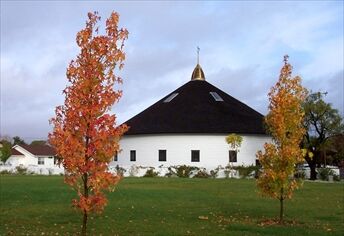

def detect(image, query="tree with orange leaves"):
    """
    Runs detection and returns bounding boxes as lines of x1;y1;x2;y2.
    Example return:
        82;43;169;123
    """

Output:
257;55;307;223
49;12;128;235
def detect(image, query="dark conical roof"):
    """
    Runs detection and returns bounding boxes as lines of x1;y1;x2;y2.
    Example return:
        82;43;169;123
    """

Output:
124;80;266;135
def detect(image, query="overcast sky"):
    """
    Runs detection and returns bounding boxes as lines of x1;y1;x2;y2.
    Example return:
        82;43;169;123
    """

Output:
1;1;343;142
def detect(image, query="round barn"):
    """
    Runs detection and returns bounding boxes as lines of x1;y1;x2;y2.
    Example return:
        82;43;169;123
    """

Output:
113;62;270;176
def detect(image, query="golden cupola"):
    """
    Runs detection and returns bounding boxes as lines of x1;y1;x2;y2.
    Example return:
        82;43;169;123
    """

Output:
191;64;205;81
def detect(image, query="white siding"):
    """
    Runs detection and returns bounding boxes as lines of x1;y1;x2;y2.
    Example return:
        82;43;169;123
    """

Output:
36;156;56;167
5;155;26;166
113;134;271;170
5;145;58;168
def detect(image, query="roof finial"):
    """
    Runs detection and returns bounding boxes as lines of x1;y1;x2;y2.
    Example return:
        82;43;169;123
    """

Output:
191;46;205;81
283;54;289;65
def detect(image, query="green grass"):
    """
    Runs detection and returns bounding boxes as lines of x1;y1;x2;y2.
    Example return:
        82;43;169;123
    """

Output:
0;176;343;235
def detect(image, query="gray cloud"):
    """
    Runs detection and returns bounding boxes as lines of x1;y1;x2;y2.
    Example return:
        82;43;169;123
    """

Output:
1;1;343;142
303;70;344;116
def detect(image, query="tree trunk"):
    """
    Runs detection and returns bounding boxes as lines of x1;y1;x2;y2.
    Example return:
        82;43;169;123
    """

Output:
81;172;88;236
279;188;284;224
82;210;88;236
82;134;90;236
305;154;317;180
309;163;317;180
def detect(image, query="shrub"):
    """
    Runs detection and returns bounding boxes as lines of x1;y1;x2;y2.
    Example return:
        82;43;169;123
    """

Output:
294;169;306;179
333;174;340;182
143;168;159;177
165;167;176;178
0;169;12;175
224;164;234;178
165;165;199;178
115;165;126;176
232;165;258;179
193;168;210;178
318;168;335;181
129;165;139;177
209;168;220;178
15;166;28;175
175;165;198;178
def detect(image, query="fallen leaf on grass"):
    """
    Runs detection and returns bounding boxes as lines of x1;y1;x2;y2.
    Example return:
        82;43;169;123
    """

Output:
258;219;300;227
258;220;277;227
198;216;208;220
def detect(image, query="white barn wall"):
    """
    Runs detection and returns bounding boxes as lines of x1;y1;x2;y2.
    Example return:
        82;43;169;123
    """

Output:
112;134;271;173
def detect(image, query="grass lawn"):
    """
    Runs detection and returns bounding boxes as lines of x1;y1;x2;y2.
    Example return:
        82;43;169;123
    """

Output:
0;176;343;235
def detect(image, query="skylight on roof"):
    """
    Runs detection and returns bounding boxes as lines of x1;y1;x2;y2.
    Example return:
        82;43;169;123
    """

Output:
164;93;179;103
209;92;224;101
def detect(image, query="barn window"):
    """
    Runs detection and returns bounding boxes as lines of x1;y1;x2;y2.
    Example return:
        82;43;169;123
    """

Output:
113;152;118;162
38;157;44;165
54;157;58;165
229;151;237;162
159;150;167;162
209;92;224;101
191;150;200;162
130;150;136;162
164;93;179;103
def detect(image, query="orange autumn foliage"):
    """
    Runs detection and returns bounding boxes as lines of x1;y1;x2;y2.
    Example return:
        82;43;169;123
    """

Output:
257;56;307;222
49;11;128;218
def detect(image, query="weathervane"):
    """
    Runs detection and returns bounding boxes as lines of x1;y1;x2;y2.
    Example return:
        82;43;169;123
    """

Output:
283;54;289;65
197;46;200;64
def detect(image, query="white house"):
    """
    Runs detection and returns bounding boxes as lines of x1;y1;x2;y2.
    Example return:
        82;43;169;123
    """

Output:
4;144;64;174
112;63;271;176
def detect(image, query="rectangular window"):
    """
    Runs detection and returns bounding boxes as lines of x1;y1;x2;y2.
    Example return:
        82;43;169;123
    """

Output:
159;150;167;162
114;152;118;162
229;151;237;162
164;93;179;103
38;157;44;165
130;150;136;162
209;92;224;101
191;150;200;162
54;157;58;165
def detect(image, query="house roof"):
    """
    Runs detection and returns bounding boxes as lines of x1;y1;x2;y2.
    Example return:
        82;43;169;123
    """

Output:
124;79;266;135
13;144;56;156
11;148;24;155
